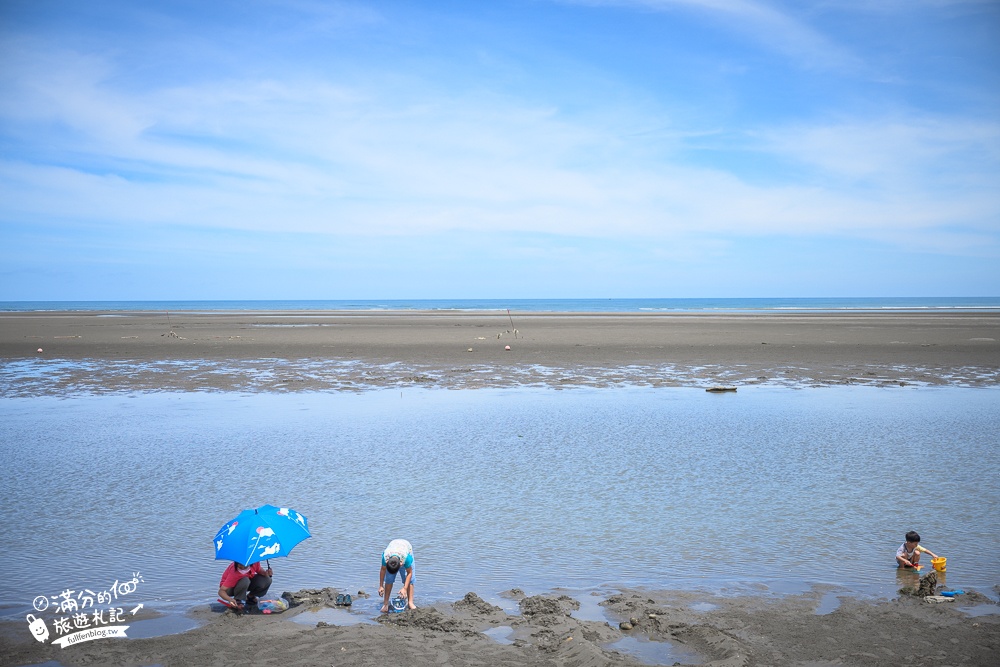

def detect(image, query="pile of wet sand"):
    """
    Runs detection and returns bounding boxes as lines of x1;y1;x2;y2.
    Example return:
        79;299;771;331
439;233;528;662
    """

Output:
2;586;997;667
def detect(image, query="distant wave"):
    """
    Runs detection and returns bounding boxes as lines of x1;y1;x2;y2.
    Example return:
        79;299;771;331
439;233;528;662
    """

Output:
2;297;999;314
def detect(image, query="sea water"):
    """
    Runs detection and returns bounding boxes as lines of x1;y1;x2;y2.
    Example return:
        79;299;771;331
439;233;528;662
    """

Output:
0;386;998;616
2;296;1000;313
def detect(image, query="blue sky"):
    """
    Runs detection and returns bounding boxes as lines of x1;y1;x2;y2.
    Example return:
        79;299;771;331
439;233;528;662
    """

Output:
1;0;998;299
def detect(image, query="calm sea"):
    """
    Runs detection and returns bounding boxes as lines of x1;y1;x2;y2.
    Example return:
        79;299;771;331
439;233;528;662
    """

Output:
1;386;997;618
2;297;1000;313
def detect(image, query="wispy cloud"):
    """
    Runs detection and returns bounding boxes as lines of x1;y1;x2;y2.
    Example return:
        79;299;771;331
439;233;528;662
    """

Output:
752;118;1000;185
557;0;863;70
1;35;997;260
1;0;997;297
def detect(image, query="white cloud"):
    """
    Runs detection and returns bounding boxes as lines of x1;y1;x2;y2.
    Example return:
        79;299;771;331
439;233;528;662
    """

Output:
812;0;998;11
1;35;997;261
0;39;151;141
747;118;1000;231
556;0;864;70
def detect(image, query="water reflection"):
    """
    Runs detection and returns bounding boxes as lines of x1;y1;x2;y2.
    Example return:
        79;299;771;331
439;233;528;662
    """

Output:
607;635;701;666
482;625;515;644
957;605;1000;617
1;387;998;613
289;607;377;627
570;591;614;624
815;592;843;615
126;614;202;639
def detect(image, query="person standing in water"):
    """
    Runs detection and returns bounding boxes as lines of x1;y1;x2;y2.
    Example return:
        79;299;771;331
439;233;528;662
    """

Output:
378;538;415;612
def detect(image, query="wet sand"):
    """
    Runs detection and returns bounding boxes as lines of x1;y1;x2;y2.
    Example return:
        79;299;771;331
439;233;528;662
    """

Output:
1;310;999;393
2;313;999;665
2;586;997;667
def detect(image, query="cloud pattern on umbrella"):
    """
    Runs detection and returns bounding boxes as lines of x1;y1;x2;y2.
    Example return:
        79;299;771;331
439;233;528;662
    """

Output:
213;504;311;565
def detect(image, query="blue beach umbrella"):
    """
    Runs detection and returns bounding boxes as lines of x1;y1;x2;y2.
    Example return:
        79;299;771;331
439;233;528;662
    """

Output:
213;504;311;565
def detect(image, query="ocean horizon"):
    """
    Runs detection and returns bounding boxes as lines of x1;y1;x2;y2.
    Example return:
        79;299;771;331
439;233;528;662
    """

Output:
2;296;1000;313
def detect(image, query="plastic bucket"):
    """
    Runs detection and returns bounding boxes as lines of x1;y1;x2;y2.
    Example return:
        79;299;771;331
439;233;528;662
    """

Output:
932;557;947;572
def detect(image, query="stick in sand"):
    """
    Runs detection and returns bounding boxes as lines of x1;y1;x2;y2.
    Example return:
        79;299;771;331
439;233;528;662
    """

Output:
507;309;517;339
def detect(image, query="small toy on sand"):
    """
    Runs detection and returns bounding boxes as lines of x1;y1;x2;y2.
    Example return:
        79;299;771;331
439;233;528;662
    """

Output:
258;598;288;614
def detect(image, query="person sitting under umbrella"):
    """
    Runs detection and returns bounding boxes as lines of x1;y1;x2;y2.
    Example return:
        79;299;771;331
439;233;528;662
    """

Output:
218;560;273;611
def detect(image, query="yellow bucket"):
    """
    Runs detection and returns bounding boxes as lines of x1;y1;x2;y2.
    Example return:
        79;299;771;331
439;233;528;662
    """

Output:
932;557;947;572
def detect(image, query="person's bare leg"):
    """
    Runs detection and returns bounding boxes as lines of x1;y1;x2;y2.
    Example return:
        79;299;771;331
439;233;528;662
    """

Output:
381;583;394;613
406;581;416;609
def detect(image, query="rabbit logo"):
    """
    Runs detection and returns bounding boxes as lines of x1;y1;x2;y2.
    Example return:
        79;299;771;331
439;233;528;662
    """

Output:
26;614;49;643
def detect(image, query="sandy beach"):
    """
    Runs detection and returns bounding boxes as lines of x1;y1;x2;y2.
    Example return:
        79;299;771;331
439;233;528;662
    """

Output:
1;310;999;393
2;585;998;667
2;310;999;665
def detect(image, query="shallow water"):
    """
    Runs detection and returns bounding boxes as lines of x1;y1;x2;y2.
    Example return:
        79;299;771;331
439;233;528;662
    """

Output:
1;387;998;617
481;625;515;644
608;635;702;665
289;606;377;626
125;614;202;639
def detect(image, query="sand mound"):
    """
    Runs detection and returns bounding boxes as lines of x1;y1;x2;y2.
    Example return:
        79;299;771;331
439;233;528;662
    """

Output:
453;592;505;617
281;587;339;607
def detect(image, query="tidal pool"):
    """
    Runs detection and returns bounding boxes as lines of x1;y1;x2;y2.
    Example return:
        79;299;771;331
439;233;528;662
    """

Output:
1;386;998;616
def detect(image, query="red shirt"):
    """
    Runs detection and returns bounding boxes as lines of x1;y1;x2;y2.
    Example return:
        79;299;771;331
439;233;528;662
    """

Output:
219;562;261;589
